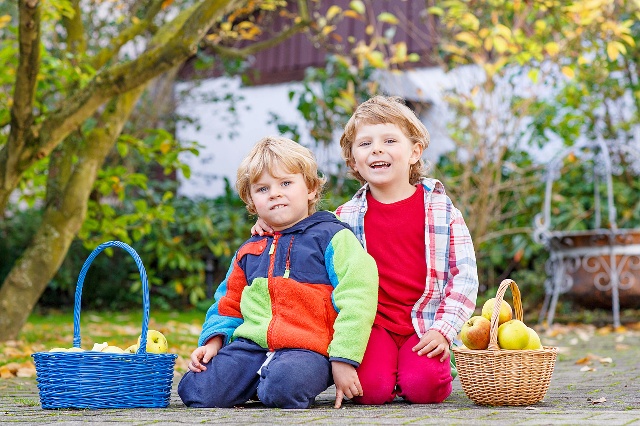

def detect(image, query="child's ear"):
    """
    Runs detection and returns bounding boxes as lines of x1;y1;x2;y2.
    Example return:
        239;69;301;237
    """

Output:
409;143;424;165
307;187;318;201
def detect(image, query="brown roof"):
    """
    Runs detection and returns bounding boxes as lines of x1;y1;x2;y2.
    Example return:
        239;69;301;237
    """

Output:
178;0;436;85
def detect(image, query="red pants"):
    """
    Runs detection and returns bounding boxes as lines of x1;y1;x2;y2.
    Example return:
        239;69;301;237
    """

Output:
352;324;453;405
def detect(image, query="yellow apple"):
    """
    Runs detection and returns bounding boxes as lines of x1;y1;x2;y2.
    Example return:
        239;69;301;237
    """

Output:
481;298;513;325
138;330;168;354
102;345;125;353
48;348;68;352
497;319;530;350
124;344;139;354
91;342;109;351
460;316;491;350
523;327;543;350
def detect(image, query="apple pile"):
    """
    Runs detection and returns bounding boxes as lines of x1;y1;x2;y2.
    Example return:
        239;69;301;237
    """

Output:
459;298;543;351
48;330;169;354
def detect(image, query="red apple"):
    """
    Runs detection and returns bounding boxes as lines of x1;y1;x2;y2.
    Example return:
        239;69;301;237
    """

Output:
460;315;491;350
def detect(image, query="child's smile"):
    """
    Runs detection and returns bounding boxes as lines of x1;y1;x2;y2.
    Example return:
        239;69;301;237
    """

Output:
351;123;422;202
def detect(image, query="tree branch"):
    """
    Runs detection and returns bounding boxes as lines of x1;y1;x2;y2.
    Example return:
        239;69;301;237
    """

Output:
90;0;165;70
3;0;40;199
0;0;242;212
203;19;310;59
476;227;532;245
62;0;86;56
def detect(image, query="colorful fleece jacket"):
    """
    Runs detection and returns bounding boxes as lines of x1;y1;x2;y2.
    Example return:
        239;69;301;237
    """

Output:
199;211;379;366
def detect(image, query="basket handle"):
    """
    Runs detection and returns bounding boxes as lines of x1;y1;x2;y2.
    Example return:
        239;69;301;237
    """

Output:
488;279;524;351
72;241;150;355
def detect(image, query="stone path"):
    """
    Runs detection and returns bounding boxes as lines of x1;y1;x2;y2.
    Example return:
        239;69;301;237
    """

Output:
2;325;639;425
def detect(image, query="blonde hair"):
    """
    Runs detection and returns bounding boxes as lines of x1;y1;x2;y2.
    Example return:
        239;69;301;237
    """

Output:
236;136;326;215
339;96;430;185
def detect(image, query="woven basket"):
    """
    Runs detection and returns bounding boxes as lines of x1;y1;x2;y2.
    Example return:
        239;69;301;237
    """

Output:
453;279;558;406
32;241;177;409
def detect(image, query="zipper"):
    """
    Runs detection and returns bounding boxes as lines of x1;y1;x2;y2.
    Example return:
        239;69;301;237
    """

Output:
266;233;280;350
283;236;294;279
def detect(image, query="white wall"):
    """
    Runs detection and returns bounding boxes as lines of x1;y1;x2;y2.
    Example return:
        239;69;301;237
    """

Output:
175;67;461;199
175;77;312;198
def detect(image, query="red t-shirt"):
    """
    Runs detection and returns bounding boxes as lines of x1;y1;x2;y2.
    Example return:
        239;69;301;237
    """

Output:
365;186;427;335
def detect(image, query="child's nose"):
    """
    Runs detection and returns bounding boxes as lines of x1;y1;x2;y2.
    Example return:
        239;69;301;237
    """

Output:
270;189;282;198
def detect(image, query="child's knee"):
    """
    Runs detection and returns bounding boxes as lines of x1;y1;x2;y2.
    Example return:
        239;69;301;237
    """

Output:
352;384;396;405
178;371;210;407
398;376;452;404
257;376;315;409
257;352;330;409
178;370;233;408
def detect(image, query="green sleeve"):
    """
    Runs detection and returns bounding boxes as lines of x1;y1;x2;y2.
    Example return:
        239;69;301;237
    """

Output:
325;228;379;364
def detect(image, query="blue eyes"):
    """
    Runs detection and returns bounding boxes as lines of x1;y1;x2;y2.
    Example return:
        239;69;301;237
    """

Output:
358;139;396;146
255;181;292;193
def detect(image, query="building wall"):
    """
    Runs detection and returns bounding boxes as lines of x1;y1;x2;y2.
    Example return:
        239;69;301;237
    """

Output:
175;66;458;199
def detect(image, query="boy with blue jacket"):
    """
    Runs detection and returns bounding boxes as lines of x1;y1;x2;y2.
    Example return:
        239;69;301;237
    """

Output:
178;136;379;409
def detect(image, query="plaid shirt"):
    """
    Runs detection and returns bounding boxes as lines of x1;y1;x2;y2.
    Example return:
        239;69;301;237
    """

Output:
335;178;478;344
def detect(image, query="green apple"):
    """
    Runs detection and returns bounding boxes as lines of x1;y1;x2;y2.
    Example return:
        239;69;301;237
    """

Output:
138;329;168;354
497;319;530;350
124;344;139;354
523;327;543;350
460;315;491;350
102;345;125;353
481;298;513;325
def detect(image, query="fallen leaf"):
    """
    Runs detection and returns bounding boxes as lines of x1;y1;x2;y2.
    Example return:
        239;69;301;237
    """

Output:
580;366;596;372
524;406;539;410
576;329;592;341
599;357;613;364
3;362;21;373
0;366;13;379
575;356;591;365
589;397;607;404
16;367;36;378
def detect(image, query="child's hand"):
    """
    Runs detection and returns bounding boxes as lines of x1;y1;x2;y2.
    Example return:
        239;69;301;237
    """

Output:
188;336;223;373
412;329;450;362
251;217;273;236
331;361;363;409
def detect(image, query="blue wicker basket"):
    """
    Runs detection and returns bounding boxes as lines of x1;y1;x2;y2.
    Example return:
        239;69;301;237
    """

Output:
32;241;177;409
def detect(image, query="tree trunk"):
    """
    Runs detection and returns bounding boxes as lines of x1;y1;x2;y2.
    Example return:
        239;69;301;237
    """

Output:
0;87;144;341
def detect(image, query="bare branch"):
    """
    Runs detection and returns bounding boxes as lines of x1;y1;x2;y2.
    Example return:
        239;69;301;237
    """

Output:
90;0;165;70
203;19;310;59
476;227;532;245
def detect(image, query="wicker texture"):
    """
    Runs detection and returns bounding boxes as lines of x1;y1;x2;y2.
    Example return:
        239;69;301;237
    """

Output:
453;279;557;406
32;241;177;409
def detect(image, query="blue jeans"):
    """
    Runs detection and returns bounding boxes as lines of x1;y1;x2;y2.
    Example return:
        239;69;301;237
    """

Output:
178;338;333;409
